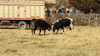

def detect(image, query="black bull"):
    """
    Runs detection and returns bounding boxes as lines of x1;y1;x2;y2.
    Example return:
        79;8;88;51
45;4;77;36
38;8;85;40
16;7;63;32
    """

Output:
31;19;51;35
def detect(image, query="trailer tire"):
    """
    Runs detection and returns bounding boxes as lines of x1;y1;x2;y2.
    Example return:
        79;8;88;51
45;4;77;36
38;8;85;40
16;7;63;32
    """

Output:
18;21;27;29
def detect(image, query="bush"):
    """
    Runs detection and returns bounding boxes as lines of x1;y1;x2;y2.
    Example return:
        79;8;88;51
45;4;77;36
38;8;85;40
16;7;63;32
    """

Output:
69;0;100;13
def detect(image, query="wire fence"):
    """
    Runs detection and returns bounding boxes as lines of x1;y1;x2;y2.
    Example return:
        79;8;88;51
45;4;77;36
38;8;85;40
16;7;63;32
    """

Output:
45;13;100;27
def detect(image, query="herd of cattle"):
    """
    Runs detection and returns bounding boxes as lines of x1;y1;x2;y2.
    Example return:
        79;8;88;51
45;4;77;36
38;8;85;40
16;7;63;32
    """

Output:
31;18;74;35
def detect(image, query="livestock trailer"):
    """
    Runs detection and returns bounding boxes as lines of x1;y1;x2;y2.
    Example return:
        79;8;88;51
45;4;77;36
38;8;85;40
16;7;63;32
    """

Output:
0;0;45;29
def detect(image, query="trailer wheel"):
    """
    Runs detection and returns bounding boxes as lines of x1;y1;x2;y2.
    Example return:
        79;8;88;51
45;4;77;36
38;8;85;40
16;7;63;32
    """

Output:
18;21;27;29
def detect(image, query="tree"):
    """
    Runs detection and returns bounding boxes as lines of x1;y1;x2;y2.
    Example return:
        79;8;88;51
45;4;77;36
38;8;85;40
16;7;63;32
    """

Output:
69;0;100;13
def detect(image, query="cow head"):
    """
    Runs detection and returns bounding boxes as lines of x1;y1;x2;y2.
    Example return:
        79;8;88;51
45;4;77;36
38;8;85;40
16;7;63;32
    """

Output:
53;24;57;33
52;22;58;32
48;27;51;31
53;27;56;32
47;25;51;31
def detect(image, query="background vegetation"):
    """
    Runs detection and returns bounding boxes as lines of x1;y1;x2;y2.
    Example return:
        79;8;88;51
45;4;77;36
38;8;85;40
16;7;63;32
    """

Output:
69;0;100;13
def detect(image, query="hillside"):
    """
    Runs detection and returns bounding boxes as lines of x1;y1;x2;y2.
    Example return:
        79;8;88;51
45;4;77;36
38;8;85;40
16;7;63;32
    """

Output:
45;0;100;13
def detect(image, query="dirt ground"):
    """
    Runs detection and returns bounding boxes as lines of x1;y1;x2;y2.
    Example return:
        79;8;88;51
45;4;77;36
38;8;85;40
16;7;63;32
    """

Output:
0;26;100;56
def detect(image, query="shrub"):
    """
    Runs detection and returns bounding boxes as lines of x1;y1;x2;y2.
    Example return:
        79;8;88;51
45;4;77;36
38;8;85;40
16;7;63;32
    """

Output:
69;0;100;13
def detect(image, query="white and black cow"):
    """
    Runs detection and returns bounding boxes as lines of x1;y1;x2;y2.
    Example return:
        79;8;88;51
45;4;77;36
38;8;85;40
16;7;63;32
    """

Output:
53;18;74;34
31;19;51;35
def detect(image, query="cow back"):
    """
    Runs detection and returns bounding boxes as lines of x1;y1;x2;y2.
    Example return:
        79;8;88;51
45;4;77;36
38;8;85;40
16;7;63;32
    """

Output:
33;19;51;29
54;19;71;28
59;19;71;27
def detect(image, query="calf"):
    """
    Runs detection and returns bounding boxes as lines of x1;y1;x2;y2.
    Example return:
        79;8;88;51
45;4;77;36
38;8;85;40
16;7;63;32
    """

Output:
31;19;51;35
53;18;73;34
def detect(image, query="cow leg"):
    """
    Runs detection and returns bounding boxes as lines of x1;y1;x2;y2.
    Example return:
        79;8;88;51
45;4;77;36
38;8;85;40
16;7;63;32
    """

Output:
33;27;37;34
44;30;46;35
56;29;59;34
69;26;73;33
39;29;41;35
34;29;36;34
31;24;34;35
70;24;73;32
62;27;64;34
69;27;71;32
31;28;34;35
31;27;36;35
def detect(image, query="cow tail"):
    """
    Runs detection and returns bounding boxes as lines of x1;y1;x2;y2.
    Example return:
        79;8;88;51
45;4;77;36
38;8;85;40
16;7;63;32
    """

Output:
31;18;36;26
71;20;80;32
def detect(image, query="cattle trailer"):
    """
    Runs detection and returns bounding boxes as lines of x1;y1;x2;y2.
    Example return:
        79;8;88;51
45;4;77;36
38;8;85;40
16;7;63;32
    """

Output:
0;0;45;29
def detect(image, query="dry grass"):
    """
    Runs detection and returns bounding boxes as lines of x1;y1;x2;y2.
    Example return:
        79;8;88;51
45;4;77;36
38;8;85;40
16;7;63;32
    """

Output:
0;26;100;56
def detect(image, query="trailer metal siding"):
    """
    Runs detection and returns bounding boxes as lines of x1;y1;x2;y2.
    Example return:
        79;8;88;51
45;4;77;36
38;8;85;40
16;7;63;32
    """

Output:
0;0;45;20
